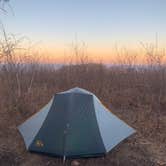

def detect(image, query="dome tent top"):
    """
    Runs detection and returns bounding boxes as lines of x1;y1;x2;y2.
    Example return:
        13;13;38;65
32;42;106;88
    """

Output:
57;87;93;95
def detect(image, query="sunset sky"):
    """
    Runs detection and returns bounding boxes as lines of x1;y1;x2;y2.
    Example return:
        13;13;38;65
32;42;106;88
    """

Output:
1;0;166;63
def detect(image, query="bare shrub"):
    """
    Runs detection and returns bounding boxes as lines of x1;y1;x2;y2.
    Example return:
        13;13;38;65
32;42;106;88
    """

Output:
0;28;40;114
140;39;166;136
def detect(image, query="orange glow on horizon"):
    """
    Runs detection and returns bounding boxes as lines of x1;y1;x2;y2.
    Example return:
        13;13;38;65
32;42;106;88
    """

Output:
32;49;147;65
29;46;149;64
11;42;166;65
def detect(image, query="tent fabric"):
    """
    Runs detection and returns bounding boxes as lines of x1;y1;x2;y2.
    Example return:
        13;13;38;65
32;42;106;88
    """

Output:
93;96;135;152
18;87;135;158
18;98;54;149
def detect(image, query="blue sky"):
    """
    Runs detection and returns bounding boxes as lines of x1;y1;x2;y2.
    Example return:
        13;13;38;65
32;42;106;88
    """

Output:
1;0;166;61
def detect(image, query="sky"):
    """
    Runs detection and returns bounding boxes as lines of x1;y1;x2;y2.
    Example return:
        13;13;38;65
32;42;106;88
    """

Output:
1;0;166;63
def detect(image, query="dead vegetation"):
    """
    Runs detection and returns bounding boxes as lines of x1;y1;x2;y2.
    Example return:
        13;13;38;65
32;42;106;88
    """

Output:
0;33;166;166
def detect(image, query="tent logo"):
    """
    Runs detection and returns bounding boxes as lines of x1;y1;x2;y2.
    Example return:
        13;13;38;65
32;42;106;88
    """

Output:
35;140;44;148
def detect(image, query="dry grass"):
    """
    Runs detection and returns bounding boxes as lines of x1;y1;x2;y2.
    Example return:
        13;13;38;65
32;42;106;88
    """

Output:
0;62;166;166
0;31;166;165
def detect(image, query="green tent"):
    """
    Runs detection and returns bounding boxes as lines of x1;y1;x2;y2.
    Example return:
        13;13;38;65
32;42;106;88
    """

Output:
18;87;135;158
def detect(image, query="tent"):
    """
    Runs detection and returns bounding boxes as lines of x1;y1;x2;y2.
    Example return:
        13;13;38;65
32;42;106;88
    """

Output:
18;87;135;158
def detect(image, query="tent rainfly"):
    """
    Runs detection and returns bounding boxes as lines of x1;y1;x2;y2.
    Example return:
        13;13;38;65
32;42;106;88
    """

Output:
18;87;135;158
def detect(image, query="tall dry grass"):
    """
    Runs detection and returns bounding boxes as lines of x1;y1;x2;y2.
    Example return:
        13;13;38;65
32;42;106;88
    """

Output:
0;33;166;165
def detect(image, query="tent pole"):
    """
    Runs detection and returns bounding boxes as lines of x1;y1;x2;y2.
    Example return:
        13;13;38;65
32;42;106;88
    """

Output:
63;155;66;164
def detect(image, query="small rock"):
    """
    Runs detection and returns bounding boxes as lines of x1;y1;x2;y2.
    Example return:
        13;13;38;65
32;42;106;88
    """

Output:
71;160;80;166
